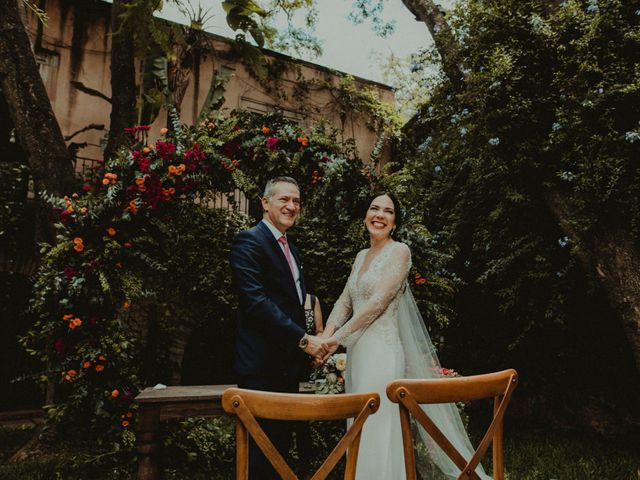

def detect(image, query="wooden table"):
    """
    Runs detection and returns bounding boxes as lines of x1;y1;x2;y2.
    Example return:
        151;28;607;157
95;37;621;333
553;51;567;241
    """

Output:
134;383;315;480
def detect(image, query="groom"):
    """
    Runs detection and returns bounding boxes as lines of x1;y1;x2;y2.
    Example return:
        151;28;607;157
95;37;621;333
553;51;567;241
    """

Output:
230;176;326;479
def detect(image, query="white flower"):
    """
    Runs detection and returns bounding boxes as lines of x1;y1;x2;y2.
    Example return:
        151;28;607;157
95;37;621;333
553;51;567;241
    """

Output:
334;353;347;372
326;373;337;383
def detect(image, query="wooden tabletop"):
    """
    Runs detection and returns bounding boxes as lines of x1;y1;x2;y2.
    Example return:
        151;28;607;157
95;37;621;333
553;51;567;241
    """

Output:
135;385;236;403
135;382;316;404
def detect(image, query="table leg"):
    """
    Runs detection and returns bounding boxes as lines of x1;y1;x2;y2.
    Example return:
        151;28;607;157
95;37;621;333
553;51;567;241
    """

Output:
136;404;161;480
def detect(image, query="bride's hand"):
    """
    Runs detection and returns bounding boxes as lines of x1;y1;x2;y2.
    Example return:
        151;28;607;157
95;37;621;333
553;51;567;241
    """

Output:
321;337;339;362
320;324;335;339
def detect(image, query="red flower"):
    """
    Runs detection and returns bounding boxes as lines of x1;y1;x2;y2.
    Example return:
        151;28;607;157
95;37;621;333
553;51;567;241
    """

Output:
53;338;65;355
265;137;279;150
63;266;76;280
222;141;240;157
156;141;176;159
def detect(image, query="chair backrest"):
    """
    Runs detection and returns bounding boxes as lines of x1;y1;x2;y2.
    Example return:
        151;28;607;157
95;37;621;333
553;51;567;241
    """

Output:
386;369;518;480
222;388;380;480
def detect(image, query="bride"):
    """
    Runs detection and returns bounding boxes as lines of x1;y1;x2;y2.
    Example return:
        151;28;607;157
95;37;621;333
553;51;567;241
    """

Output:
321;192;490;480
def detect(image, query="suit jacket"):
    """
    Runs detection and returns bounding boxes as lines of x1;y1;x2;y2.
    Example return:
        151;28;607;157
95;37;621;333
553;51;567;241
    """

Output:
230;221;308;378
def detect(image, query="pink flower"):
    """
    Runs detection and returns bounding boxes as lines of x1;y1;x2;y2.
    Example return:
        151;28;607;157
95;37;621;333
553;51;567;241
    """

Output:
265;136;279;150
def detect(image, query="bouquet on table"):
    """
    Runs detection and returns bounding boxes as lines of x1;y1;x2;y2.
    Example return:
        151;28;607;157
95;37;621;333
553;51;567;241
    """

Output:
310;353;346;394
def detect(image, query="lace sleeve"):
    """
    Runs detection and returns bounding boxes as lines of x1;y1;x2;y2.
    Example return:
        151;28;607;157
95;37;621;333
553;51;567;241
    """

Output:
325;253;361;331
334;243;411;346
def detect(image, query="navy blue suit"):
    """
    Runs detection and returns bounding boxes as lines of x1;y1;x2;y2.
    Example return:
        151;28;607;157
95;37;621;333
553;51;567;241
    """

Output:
230;220;308;478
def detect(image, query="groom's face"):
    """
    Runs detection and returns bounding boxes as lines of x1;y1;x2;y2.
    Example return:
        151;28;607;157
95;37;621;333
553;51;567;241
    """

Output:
262;182;301;234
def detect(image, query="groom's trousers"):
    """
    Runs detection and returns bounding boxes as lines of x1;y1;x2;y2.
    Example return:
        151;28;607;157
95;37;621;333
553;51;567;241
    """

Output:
237;375;299;480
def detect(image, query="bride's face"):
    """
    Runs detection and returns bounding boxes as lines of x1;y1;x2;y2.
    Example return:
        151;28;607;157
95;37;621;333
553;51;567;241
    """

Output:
365;194;396;240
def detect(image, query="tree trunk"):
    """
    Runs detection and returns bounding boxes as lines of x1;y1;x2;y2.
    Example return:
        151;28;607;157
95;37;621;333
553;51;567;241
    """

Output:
545;190;640;374
103;0;137;161
400;0;464;89
0;0;76;196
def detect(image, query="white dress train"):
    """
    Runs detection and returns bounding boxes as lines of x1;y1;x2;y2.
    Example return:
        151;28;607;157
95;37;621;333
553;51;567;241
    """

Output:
326;241;490;480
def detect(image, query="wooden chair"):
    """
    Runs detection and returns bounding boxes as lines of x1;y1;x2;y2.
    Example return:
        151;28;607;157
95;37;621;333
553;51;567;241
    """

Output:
386;369;518;480
221;388;380;480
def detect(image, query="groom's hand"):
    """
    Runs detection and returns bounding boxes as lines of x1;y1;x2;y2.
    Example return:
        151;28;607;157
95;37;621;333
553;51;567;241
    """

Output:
302;334;328;359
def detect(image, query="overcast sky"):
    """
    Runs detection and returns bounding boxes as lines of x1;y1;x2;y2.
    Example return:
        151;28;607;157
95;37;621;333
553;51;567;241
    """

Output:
158;0;436;84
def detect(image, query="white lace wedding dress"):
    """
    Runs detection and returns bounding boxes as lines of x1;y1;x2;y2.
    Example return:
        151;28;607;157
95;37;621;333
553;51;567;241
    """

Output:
326;241;490;480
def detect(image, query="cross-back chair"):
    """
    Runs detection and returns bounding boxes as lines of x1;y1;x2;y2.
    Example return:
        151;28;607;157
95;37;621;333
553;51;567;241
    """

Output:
386;368;518;480
221;387;380;480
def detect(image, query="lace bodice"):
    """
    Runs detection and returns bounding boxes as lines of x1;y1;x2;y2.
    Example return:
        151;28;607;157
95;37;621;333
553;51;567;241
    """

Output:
326;241;411;347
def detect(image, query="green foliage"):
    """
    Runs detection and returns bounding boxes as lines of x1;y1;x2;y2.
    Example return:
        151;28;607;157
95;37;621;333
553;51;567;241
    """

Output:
396;0;640;394
2;423;637;479
23;109;455;450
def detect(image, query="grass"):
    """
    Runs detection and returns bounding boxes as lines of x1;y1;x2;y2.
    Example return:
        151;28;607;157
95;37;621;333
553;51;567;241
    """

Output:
1;423;638;479
501;428;639;480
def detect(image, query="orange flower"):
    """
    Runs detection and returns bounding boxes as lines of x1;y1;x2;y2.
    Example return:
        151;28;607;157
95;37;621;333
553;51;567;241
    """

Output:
123;300;131;310
297;136;309;147
80;207;88;214
68;369;77;377
98;354;106;361
111;389;120;398
106;227;117;237
168;164;186;176
160;127;168;135
126;411;133;418
72;193;79;199
127;200;138;214
123;242;133;249
82;361;91;369
261;126;270;135
70;317;82;329
103;173;118;185
63;313;74;321
143;147;151;154
73;237;84;252
95;364;105;373
121;420;130;428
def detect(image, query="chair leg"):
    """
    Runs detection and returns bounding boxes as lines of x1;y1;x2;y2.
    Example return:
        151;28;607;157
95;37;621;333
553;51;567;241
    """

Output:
399;406;417;480
236;420;249;480
492;396;504;480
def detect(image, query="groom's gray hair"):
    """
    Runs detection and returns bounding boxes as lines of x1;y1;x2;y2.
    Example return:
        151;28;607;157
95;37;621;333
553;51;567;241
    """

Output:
263;176;299;199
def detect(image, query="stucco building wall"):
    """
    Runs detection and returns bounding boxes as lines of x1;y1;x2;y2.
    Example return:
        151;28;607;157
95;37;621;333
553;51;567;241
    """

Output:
26;0;395;174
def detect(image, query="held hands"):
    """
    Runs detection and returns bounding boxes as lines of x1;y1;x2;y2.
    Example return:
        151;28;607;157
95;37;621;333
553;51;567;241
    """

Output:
321;337;339;363
302;334;328;359
304;334;339;367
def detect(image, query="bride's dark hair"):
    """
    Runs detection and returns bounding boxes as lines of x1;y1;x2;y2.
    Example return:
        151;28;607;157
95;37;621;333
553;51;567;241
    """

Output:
364;191;403;235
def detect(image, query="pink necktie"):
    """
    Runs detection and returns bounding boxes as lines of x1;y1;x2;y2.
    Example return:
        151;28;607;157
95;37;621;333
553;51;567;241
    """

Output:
278;236;296;277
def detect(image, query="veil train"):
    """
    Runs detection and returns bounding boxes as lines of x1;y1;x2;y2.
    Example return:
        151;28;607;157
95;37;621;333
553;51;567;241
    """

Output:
397;286;491;480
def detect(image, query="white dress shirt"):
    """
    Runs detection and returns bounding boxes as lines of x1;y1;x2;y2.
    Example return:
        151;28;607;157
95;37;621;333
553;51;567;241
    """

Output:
261;219;303;304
